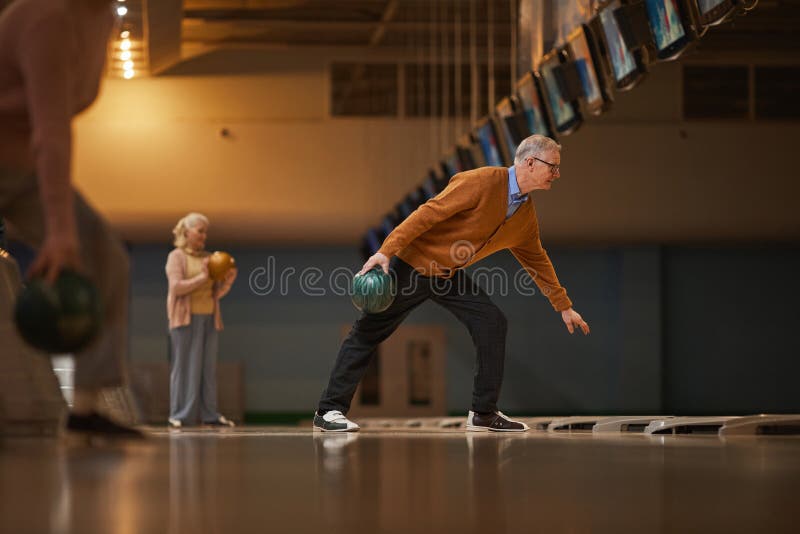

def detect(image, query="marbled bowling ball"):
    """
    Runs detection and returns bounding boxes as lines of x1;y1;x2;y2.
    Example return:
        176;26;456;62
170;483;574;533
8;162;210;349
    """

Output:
14;270;102;354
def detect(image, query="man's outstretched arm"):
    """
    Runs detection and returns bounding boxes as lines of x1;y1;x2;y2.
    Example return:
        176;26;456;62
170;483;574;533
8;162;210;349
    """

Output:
510;235;590;335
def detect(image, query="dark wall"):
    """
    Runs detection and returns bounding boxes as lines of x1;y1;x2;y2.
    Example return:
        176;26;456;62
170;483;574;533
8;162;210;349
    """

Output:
663;246;800;414
128;243;799;416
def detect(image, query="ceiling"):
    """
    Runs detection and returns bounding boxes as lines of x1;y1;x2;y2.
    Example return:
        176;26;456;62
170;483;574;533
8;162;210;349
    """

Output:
182;0;514;50
180;0;800;58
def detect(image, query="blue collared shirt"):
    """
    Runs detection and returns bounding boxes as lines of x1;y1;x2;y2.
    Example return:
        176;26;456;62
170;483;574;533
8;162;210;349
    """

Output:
506;166;528;219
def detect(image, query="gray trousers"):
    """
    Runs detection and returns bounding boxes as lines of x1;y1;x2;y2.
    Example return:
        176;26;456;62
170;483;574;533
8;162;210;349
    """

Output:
0;167;128;390
169;314;221;424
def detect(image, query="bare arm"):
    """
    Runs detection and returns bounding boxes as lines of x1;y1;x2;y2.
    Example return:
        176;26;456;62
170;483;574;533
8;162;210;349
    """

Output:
19;9;79;281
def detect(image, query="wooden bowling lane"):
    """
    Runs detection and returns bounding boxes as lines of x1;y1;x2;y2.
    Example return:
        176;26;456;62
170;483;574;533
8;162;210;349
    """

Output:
1;428;799;534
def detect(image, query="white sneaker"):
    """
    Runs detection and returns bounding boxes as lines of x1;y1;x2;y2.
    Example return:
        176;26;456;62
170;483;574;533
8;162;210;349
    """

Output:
313;410;360;432
168;418;182;429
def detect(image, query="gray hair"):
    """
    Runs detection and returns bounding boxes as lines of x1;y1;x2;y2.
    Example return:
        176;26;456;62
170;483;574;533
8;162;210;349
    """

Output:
514;134;561;165
172;212;209;248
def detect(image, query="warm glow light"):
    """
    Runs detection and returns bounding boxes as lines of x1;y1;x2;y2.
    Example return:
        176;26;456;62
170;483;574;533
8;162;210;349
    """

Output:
120;30;130;39
123;60;134;70
117;6;128;16
120;50;131;60
120;39;131;51
123;70;134;79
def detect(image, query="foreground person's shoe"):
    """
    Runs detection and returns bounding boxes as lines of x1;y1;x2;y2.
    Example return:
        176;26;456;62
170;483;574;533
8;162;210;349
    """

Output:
313;410;360;432
204;415;236;427
167;418;182;429
66;412;145;439
466;411;529;432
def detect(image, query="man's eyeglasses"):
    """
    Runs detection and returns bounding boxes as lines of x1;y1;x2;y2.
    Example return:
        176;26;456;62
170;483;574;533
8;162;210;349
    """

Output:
529;156;560;175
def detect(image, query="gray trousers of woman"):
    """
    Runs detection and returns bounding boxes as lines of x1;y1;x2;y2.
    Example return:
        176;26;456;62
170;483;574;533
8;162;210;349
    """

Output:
169;314;221;424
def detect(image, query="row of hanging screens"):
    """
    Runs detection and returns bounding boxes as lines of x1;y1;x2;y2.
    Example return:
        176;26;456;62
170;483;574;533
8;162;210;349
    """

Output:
361;0;752;259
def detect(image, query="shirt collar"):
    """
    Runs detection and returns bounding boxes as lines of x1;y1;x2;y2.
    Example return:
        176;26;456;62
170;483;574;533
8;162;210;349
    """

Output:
508;166;526;200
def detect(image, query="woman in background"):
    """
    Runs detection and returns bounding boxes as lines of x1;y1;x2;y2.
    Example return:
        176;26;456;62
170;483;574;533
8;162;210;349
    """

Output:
166;213;237;428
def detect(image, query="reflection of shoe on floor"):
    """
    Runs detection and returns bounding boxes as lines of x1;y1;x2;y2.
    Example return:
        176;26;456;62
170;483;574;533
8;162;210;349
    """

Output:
313;410;360;432
66;412;145;439
314;432;359;451
203;415;235;427
466;411;529;432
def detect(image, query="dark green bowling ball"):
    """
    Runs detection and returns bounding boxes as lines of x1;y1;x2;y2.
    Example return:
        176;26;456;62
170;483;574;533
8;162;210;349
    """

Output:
351;267;396;314
14;270;102;354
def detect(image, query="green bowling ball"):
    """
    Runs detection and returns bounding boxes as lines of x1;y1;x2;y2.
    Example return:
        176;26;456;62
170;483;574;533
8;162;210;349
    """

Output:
351;267;396;314
14;269;102;354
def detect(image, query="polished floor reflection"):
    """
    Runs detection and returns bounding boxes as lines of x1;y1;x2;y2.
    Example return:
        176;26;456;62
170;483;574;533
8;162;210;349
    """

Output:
1;427;798;534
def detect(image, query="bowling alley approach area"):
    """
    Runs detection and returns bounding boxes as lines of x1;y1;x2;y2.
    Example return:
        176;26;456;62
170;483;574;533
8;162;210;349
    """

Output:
3;422;800;534
2;0;800;533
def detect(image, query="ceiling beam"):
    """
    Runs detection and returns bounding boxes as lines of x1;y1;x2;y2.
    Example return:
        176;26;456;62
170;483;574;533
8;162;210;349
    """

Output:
183;13;512;31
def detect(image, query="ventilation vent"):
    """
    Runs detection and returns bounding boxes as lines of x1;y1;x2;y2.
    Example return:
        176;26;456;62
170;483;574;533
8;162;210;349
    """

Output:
755;66;800;120
331;63;398;117
683;65;749;119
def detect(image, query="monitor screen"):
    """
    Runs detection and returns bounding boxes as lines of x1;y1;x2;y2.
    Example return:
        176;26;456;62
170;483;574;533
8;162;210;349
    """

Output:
539;56;578;132
600;1;638;83
516;73;551;137
432;167;449;191
460;133;486;168
380;216;396;239
364;228;381;255
424;171;442;196
698;0;727;14
456;145;477;170
696;0;735;25
568;27;604;111
445;152;462;177
495;99;521;162
476;121;504;167
644;0;687;53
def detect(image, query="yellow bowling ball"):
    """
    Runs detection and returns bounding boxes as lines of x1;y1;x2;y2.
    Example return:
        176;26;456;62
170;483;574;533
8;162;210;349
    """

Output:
208;251;235;282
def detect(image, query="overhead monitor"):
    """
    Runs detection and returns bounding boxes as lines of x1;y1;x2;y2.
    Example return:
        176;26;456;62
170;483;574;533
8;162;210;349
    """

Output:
613;0;656;51
694;0;736;26
395;197;414;220
515;71;555;138
566;24;613;115
643;0;697;60
363;228;382;257
380;215;396;240
444;150;462;177
495;97;526;163
456;145;477;170
475;117;506;167
422;169;447;198
593;1;649;91
460;132;486;168
428;168;448;194
416;185;432;204
537;49;583;135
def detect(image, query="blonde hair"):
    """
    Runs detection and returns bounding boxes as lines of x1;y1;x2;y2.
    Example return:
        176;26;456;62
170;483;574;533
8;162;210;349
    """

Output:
172;212;209;249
